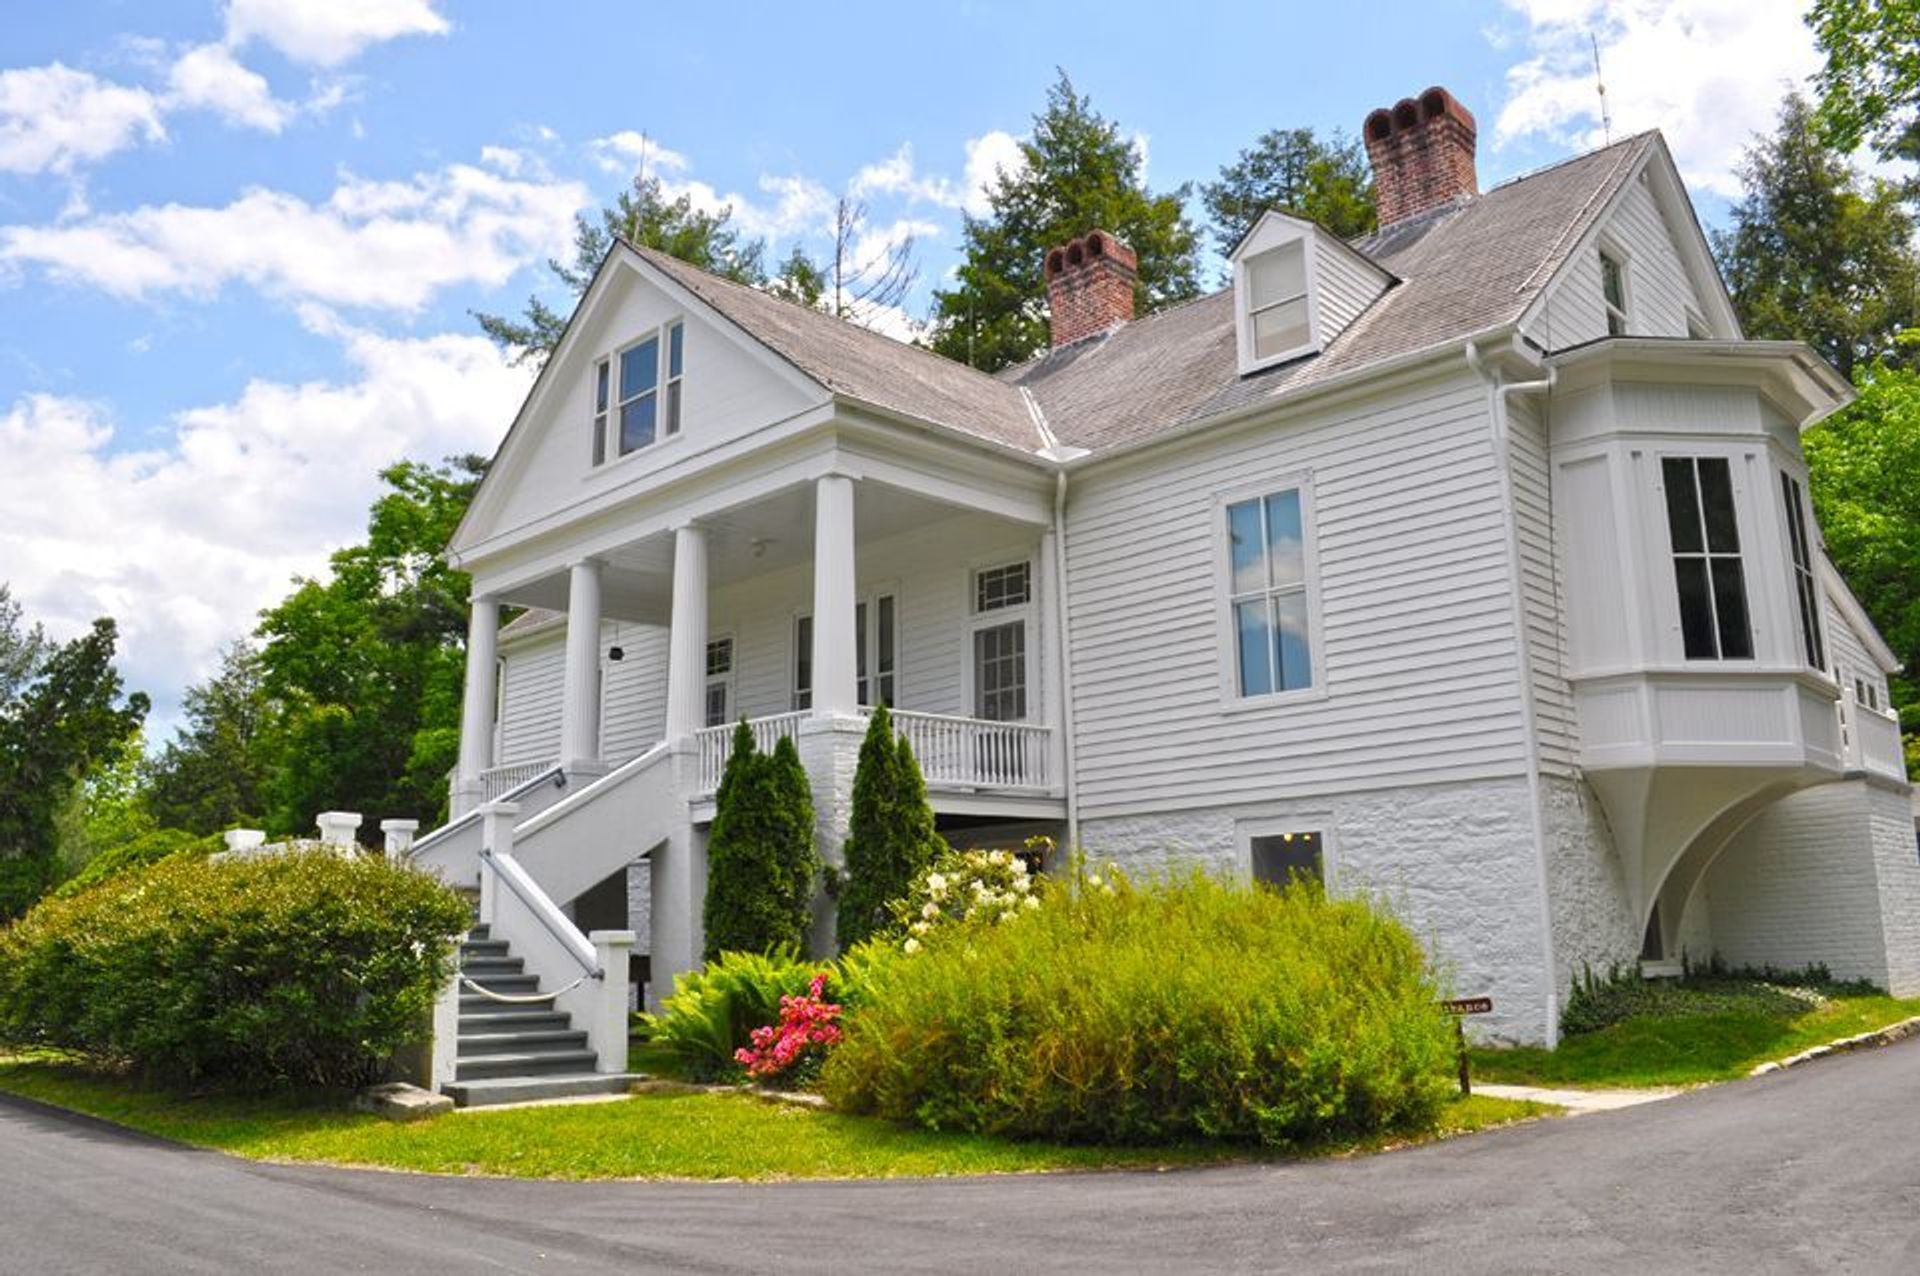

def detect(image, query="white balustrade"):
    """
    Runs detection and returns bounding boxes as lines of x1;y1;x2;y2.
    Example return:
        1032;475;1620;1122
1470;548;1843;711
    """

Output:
695;712;808;792
1840;693;1907;781
479;758;559;803
887;709;1051;791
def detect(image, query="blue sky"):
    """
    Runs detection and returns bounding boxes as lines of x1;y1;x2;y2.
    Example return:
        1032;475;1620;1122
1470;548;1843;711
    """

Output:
0;1;1830;739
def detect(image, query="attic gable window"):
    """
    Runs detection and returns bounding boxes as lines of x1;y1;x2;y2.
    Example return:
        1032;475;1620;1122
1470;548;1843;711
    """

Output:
596;319;684;465
1246;241;1312;363
1600;249;1629;336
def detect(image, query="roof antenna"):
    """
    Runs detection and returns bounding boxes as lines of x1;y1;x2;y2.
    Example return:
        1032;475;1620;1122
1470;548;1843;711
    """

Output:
1590;32;1613;146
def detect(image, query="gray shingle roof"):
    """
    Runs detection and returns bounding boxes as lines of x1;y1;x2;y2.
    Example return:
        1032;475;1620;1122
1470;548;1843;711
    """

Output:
1003;134;1655;453
633;134;1653;461
631;245;1043;454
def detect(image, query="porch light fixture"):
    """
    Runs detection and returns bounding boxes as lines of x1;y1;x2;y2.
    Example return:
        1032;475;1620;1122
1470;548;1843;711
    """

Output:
608;646;625;662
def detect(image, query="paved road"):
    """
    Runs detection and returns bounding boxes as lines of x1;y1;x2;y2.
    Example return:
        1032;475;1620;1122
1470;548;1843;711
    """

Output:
5;1039;1919;1275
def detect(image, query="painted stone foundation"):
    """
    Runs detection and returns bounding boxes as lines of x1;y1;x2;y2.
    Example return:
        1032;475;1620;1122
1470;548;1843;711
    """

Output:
1079;776;1557;1045
1538;774;1641;992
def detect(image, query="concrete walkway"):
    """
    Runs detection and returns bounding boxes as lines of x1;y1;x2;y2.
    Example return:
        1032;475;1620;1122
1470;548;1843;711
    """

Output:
1474;1081;1682;1113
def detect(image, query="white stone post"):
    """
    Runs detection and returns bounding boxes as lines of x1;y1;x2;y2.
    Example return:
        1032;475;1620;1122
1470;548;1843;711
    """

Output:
316;811;363;851
477;801;519;926
381;818;420;860
587;929;637;1074
811;474;858;716
454;594;500;818
559;559;605;772
663;523;710;741
430;956;462;1093
222;828;266;856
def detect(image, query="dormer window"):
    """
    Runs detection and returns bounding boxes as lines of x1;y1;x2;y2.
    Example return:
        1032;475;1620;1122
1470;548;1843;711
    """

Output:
594;319;684;465
1246;241;1312;363
1600;249;1629;336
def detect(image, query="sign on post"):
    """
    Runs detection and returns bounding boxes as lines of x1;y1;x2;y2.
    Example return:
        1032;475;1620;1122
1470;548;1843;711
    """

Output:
1441;996;1493;1095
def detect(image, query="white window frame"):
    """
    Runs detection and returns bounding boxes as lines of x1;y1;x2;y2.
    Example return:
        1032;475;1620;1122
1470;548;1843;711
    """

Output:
1778;470;1826;673
594;317;685;467
1236;816;1337;892
963;557;1035;723
1213;475;1327;709
1656;452;1757;663
790;587;899;711
1599;243;1631;337
1234;236;1321;374
704;632;735;728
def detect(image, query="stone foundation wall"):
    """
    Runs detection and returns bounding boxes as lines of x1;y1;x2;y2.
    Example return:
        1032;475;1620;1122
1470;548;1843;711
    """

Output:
1538;774;1641;990
1079;776;1557;1045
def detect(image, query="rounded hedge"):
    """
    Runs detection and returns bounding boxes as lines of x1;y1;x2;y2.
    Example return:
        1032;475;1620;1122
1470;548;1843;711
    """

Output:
0;850;471;1088
822;869;1455;1146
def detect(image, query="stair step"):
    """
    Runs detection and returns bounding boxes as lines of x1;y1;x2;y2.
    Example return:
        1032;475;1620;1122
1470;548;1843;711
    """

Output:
460;971;540;992
444;1073;638;1109
455;1049;600;1080
457;1009;570;1033
467;924;491;941
460;938;510;957
458;1029;589;1057
460;955;525;975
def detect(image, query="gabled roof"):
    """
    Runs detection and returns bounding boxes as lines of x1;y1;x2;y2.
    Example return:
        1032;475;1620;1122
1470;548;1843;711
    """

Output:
631;246;1044;454
1001;133;1659;453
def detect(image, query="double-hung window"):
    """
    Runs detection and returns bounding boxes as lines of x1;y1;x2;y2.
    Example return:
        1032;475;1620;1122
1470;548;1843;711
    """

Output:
971;562;1030;722
1245;241;1311;363
704;637;734;728
1779;472;1825;671
1600;249;1629;336
791;593;897;710
1662;457;1752;660
599;320;684;463
1227;488;1313;696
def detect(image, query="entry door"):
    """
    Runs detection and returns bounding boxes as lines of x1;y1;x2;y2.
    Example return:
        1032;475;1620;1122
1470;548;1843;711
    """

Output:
972;619;1028;782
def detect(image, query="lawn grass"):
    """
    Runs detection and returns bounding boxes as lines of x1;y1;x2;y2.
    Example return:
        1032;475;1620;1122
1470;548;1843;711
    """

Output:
0;1052;1548;1181
1470;990;1920;1089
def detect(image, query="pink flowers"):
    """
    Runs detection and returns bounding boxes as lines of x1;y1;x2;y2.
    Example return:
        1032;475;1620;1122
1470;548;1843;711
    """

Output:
734;972;843;1082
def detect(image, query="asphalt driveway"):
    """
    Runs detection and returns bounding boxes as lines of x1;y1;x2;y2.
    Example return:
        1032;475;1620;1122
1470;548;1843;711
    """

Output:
4;1037;1918;1275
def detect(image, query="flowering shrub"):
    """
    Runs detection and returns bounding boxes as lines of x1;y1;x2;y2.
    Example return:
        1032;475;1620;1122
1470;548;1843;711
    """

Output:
734;972;843;1085
889;841;1048;951
647;949;817;1080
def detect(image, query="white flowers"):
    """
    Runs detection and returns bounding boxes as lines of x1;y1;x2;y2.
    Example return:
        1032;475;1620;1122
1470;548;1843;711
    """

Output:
921;901;940;920
903;937;922;954
926;873;948;897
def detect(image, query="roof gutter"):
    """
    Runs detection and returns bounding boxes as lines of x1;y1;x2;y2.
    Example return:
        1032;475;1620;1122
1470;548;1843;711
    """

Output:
1050;468;1080;853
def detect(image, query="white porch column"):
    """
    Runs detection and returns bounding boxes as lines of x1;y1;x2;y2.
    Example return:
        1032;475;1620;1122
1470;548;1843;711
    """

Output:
663;524;709;740
811;474;858;716
454;594;500;816
559;559;604;771
1038;526;1068;791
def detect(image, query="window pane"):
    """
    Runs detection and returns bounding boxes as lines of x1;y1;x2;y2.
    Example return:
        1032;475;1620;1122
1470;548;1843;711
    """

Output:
594;360;609;412
1264;490;1304;588
1601;253;1626;310
975;562;1031;612
668;321;683;378
1710;557;1753;659
1234;599;1274;696
1251;832;1322;888
974;622;1026;721
1697;458;1739;553
1662;458;1703;553
592;412;606;466
620;337;658;401
706;637;732;677
1247;242;1305;310
620;395;656;453
1674;558;1716;658
794;616;812;709
1227;499;1265;595
1272;591;1312;691
1252;296;1311;359
856;601;868;704
704;683;727;729
665;379;682;435
877;595;895;675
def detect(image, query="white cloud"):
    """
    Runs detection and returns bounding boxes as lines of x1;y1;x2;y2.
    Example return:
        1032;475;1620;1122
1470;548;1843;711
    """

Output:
0;63;166;175
0;319;530;719
1494;0;1821;197
588;130;691;177
166;42;293;132
850;144;961;207
0;157;587;311
961;130;1024;215
224;0;451;68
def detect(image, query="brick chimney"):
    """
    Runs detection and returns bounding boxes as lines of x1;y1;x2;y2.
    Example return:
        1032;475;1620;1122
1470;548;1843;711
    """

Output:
1363;87;1478;228
1044;230;1137;348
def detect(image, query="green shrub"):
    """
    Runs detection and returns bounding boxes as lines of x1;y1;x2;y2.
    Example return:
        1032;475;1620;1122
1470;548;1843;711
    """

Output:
1561;962;1872;1037
0;850;470;1088
823;868;1455;1147
644;949;820;1080
702;725;819;960
836;705;944;951
52;828;219;900
887;845;1041;949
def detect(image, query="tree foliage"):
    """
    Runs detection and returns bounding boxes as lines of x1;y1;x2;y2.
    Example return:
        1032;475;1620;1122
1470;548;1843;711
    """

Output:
702;725;819;960
928;72;1203;372
1202;127;1376;254
1809;0;1920;164
251;457;482;834
0;607;148;920
1713;94;1920;379
143;642;270;834
474;172;769;366
835;705;944;951
1802;351;1920;764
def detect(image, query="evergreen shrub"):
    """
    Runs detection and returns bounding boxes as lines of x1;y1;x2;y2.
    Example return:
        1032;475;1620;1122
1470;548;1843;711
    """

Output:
51;828;220;900
0;851;469;1087
835;705;944;950
702;724;818;960
824;869;1455;1146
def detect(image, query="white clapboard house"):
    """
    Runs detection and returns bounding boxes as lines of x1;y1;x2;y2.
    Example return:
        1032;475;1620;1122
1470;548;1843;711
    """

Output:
411;85;1919;1098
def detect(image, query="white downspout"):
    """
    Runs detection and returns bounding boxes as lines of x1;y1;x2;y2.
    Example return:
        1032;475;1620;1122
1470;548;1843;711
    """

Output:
1464;339;1562;1047
1052;468;1081;853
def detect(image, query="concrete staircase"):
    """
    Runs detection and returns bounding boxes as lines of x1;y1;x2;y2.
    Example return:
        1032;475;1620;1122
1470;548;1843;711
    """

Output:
444;925;637;1108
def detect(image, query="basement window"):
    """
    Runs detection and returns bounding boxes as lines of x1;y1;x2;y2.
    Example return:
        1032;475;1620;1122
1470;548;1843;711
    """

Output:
1251;831;1323;888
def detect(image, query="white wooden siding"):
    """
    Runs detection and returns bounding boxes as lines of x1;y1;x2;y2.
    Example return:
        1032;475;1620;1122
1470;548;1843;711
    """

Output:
497;632;564;765
1825;591;1887;707
1528;175;1704;350
1508;398;1580;774
600;621;669;760
1064;370;1532;818
1313;236;1389;339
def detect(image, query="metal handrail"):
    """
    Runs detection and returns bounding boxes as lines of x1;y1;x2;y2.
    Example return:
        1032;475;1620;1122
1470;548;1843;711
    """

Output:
412;765;567;856
479;847;601;980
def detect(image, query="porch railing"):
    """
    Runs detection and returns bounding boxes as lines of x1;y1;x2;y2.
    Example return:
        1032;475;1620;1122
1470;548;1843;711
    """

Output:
889;709;1051;791
695;712;809;792
480;758;560;804
1839;693;1906;782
